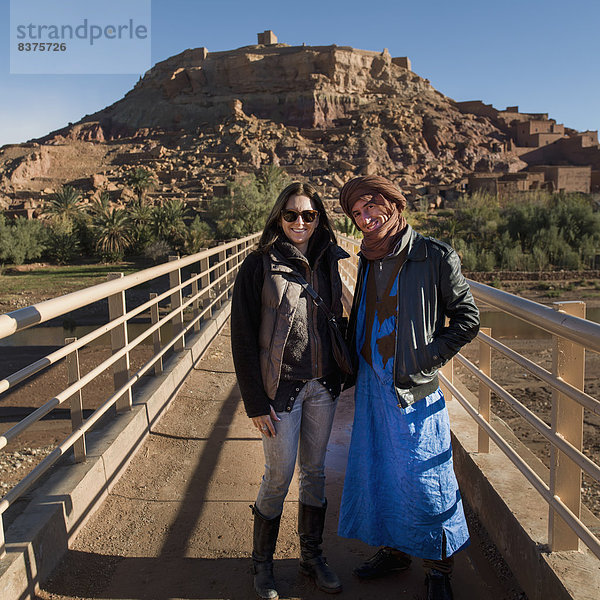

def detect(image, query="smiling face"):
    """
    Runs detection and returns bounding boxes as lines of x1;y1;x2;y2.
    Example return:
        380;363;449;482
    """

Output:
280;194;319;254
350;196;391;234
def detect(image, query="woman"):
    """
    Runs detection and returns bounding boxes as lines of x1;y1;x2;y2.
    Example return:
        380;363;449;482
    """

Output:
231;182;348;599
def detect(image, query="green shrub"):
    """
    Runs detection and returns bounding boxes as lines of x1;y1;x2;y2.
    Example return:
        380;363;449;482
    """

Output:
45;218;80;264
440;191;599;271
208;165;291;239
0;215;47;265
476;250;496;272
185;216;214;254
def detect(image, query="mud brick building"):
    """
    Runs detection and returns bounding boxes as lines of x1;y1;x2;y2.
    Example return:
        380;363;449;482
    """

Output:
515;119;565;147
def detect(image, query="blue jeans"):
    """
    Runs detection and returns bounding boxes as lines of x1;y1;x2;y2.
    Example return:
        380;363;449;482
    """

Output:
255;380;338;519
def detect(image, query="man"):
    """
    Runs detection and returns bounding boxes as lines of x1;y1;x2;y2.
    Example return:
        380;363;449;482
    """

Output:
337;175;480;600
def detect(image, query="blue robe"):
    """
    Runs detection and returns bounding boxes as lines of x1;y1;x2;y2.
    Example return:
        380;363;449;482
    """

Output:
338;263;470;559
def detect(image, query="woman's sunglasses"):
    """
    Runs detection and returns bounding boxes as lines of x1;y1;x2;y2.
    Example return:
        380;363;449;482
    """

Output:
281;209;319;223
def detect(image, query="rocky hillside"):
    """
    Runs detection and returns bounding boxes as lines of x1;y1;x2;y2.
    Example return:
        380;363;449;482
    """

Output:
0;41;536;215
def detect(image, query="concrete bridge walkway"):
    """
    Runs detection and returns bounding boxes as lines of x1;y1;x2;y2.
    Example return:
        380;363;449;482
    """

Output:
35;322;524;600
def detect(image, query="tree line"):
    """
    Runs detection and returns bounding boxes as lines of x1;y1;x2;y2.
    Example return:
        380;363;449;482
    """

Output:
1;168;599;272
424;191;600;271
0;166;289;266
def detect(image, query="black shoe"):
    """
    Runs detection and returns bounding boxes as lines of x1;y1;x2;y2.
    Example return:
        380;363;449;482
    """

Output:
426;569;454;600
298;501;342;594
251;505;281;600
353;547;412;580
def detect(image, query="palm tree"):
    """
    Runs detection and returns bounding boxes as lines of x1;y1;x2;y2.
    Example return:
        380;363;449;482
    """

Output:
127;168;157;204
88;191;111;215
128;199;154;253
151;199;187;249
90;202;132;261
45;185;83;222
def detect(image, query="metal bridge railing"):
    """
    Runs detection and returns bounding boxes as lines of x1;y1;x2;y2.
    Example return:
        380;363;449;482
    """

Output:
0;233;260;557
2;231;598;564
337;233;600;561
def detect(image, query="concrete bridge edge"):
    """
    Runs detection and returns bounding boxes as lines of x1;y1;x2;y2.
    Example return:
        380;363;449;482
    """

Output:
0;302;231;600
447;384;599;600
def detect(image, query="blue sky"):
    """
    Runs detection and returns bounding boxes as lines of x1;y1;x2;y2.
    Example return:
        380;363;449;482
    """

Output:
1;0;599;147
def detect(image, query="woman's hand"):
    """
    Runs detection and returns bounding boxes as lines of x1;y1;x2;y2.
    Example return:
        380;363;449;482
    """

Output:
251;405;281;438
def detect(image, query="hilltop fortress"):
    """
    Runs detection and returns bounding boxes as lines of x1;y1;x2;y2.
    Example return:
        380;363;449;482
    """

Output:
82;32;418;132
0;31;598;219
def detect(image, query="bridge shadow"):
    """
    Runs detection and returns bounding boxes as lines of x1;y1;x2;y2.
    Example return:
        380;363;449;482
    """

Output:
38;553;342;599
38;379;366;599
156;386;241;559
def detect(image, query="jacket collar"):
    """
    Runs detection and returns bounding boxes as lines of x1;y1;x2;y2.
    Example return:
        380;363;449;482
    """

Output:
405;227;427;261
271;231;349;270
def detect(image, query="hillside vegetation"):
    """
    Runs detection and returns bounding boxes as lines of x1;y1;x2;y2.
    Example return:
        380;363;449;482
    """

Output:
1;169;598;274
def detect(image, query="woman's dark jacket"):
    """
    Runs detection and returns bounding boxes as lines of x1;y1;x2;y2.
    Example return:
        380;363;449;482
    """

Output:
345;225;480;408
231;230;349;417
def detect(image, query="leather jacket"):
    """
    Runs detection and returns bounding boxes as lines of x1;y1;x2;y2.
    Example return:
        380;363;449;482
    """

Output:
345;225;480;407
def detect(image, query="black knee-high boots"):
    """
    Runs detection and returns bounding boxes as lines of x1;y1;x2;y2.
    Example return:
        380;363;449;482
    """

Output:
298;500;342;594
251;505;281;600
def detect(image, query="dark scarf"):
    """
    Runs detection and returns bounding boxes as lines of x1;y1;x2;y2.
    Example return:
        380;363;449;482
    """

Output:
339;176;408;260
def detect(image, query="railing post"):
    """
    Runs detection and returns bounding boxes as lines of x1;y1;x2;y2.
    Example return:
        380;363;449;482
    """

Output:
190;275;200;333
107;273;132;412
478;327;492;453
217;247;227;308
65;337;86;462
168;256;185;352
150;293;163;375
549;301;585;551
226;245;235;296
199;253;211;321
440;316;454;401
0;514;4;558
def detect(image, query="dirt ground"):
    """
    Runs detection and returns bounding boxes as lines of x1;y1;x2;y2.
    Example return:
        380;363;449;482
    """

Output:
31;324;526;600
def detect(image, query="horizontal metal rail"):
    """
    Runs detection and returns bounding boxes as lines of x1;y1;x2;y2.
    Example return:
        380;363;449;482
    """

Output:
468;280;600;354
455;353;600;483
440;372;600;561
477;331;600;416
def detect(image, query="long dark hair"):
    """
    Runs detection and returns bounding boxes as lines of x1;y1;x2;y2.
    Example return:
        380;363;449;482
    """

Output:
257;182;337;253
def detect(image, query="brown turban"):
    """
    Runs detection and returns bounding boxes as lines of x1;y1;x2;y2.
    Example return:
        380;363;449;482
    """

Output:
339;175;408;260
